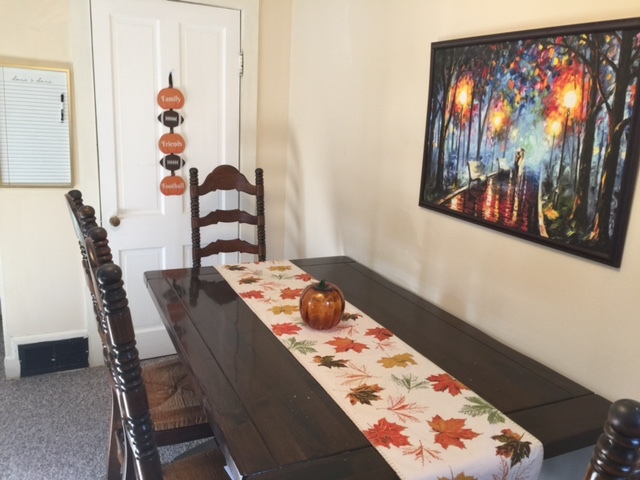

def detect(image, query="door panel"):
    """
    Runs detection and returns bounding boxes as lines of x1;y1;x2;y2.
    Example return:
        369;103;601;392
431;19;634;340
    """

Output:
91;0;241;358
111;18;161;215
120;247;163;330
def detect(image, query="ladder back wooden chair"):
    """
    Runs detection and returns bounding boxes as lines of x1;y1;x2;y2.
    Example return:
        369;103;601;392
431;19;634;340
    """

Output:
189;165;265;267
65;190;213;478
72;202;107;353
585;398;640;480
65;191;108;359
94;260;229;480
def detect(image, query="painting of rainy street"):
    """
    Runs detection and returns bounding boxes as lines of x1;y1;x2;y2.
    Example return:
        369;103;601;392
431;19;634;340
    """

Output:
419;20;640;266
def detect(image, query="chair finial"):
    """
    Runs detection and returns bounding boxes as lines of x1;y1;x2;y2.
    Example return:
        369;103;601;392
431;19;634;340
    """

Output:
587;399;640;479
77;205;98;236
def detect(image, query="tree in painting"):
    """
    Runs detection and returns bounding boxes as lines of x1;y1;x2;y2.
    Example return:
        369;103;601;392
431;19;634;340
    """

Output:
420;23;640;264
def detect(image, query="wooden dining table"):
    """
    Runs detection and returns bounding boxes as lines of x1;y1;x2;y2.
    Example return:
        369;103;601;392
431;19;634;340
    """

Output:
144;256;610;480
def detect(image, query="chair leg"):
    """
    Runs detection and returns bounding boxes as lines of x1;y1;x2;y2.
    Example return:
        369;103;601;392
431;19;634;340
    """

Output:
120;429;138;480
106;393;124;480
106;429;122;480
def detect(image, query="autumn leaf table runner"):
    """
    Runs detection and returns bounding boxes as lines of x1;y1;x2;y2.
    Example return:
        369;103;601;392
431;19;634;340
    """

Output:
216;261;544;480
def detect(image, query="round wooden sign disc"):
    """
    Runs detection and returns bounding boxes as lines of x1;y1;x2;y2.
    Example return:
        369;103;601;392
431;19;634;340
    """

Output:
160;175;186;196
157;87;185;109
159;133;186;154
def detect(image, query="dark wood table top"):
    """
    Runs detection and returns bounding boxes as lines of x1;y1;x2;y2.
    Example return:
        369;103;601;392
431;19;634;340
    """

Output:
145;256;610;480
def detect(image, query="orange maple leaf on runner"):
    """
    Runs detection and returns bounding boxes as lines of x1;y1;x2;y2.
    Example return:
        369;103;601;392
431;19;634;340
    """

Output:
268;265;292;272
378;353;417;368
280;287;303;300
428;415;479;450
240;290;264;299
363;418;411;449
271;323;302;336
294;273;312;282
326;337;369;353
366;327;394;342
428;373;468;396
268;305;300;315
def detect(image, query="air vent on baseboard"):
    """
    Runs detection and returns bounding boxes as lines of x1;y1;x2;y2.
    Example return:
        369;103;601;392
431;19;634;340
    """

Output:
18;337;89;377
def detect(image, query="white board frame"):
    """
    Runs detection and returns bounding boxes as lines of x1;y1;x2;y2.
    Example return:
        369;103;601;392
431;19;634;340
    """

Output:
0;64;72;187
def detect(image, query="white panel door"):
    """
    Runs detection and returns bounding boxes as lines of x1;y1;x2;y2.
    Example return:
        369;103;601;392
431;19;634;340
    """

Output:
91;0;241;358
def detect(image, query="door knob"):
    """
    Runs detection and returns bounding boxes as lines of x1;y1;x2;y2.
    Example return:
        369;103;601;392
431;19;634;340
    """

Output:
109;215;121;227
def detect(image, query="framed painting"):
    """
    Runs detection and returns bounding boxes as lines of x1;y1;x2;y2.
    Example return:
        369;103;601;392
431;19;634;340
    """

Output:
418;18;640;267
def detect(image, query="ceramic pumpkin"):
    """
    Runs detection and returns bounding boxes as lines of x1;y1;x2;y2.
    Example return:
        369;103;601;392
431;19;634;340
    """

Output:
299;280;345;330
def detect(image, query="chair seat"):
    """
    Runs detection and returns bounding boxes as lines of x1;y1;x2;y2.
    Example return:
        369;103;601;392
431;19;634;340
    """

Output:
142;357;209;432
163;447;229;480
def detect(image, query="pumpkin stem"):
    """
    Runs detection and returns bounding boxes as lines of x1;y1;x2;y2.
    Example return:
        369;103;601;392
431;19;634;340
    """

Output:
318;279;327;290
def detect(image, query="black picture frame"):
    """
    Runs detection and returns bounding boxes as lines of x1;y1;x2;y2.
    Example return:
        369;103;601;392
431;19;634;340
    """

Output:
419;18;640;267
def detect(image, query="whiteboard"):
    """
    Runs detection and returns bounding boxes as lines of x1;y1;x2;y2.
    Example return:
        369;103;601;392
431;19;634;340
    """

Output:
0;65;71;187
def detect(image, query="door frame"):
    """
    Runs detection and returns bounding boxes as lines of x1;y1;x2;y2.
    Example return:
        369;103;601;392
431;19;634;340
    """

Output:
72;0;259;368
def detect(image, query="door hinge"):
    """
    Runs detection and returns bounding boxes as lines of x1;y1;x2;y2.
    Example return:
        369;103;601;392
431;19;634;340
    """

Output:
239;52;244;77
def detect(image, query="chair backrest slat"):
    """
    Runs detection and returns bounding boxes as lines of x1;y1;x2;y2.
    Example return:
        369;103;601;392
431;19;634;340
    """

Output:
190;165;266;267
198;208;259;227
198;164;257;195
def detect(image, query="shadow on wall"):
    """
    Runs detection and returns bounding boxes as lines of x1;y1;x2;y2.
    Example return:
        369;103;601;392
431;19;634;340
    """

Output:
1;295;4;379
0;249;3;355
285;130;305;258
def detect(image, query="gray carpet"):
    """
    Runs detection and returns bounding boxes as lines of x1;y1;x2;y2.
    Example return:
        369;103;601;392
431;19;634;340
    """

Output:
0;317;202;480
0;363;111;479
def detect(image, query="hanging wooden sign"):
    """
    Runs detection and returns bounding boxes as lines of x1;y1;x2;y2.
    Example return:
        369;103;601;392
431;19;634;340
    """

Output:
157;72;186;196
159;154;185;171
158;132;185;154
157;86;185;110
157;110;184;128
160;174;186;196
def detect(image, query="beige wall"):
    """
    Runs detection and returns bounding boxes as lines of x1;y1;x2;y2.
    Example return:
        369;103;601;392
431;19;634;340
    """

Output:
285;0;640;407
0;0;101;373
282;4;640;474
258;0;292;261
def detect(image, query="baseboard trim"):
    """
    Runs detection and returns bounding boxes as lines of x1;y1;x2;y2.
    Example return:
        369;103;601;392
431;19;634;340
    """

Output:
4;356;20;379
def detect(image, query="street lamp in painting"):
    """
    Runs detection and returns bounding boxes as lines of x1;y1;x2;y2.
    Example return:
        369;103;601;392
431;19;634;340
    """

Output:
491;110;504;171
554;89;578;205
547;119;562;179
456;78;473;169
